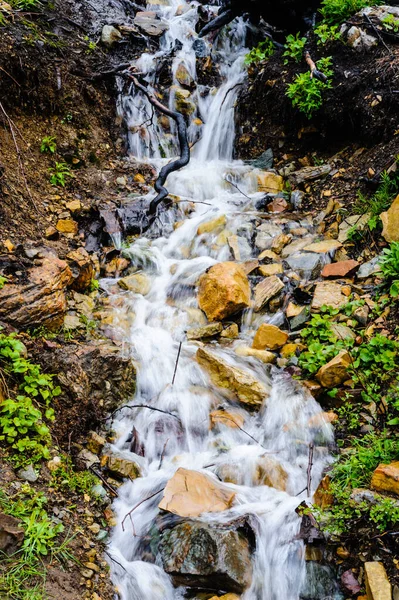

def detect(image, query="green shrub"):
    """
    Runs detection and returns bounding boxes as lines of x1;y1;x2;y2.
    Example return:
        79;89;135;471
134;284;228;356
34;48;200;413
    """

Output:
0;276;8;290
382;13;399;33
50;457;98;496
314;23;341;45
49;161;74;187
354;168;399;233
286;56;333;118
380;242;399;297
320;0;384;25
244;39;274;65
40;136;56;154
283;33;307;64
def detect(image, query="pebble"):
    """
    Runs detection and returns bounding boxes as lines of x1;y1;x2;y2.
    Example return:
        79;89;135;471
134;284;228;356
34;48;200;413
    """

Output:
18;464;39;483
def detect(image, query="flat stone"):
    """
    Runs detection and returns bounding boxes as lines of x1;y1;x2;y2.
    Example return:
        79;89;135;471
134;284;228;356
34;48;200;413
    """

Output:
286;302;304;318
197;347;269;408
285;253;323;279
316;350;352;388
0;513;24;555
159;468;235;517
258;263;283;277
210;410;245;429
289;308;310;331
338;214;370;243
242;259;259;275
312;282;348;310
258;249;279;261
187;322;223;340
357;256;382;279
134;11;169;36
364;562;392;600
253;275;284;312
371;461;399;497
255;222;283;251
314;475;334;509
56;219;78;235
197;215;226;235
289;164;331;185
303;240;342;254
281;237;314;258
330;323;356;340
321;260;360;279
67;247;94;292
252;324;288;350
220;323;239;339
235;345;276;364
87;431;106;455
175;62;193;88
118;273;151;295
103;454;141;480
267;198;288;213
257;171;284;193
198;262;250;321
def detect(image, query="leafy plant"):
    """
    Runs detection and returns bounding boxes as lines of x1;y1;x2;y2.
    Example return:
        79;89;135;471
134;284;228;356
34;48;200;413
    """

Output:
40;135;56;154
380;242;399;297
286;56;333;118
0;330;61;463
88;278;100;292
354;167;399;231
0;275;8;290
244;39;274;65
283;33;307;64
382;13;399;33
8;0;42;10
314;23;341;45
50;457;98;496
49;161;74;187
320;0;384;25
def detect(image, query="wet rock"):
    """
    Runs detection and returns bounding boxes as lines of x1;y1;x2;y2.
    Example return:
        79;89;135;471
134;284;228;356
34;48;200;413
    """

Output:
159;468;235;517
87;431;106;455
56;218;78;235
210;410;245;429
249;148;273;170
316;350;352;388
253;275;284;312
281;238;314;258
357;256;382;279
321;260;360;279
0;513;24;555
67;247;94;292
285;253;323;279
258;264;283;277
221;323;239;339
255;222;283;251
197;348;269;408
256;171;284;193
118;272;151;295
172;86;196;115
0;257;72;330
364;562;392;600
303;240;342;254
252;324;288;351
289;164;331;186
254;456;288;491
18;464;38;483
300;562;342;600
198;215;226;235
175;62;194;88
134;11;169;36
289;308;310;331
235;345;276;364
312;282;348;310
77;449;100;470
101;25;122;47
193;38;208;58
314;475;334;509
159;521;252;593
271;233;292;254
103;454;141;479
187;322;223;340
381;194;399;242
198;262;250;321
371;461;399;496
227;235;251;261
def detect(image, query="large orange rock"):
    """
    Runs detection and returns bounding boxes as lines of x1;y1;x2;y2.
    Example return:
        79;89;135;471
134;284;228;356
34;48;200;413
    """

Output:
67;247;94;292
159;468;235;517
198;262;250;321
381;194;399;242
371;461;399;496
316;350;352;388
0;258;72;330
252;324;288;350
364;561;392;600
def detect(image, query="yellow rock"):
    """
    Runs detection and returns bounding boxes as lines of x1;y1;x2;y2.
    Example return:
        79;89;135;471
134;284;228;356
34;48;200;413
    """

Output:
209;595;240;600
134;173;146;183
66;199;82;213
303;240;342;253
220;323;239;339
118;273;151;295
210;410;245;429
364;561;392;600
254;456;288;491
258;249;279;261
253;275;285;312
258;263;283;277
252;324;288;351
286;302;304;318
271;233;292;254
56;219;78;235
159;467;235;517
197;215;226;235
381;194;399;242
4;239;14;252
316;350;352;388
257;171;284;193
198;262;250;321
314;475;334;509
235;345;276;364
371;461;399;497
280;343;299;358
197;347;269;408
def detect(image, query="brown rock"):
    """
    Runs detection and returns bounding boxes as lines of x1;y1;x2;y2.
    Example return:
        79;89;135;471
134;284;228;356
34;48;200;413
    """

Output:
198;262;250;321
159;468;235;517
252;324;288;351
312;282;348;310
87;431;106;455
364;562;392;600
118;273;151;295
104;454;141;479
197;347;269;408
314;475;334;509
257;171;284;193
321;260;359;279
303;380;322;398
187;322;223;340
303;240;342;254
371;461;399;497
258;249;279;261
45;226;59;240
220;323;239;339
258;264;283;277
56;219;78;235
210;410;245;429
286;302;304;318
66;199;82;214
267;198;288;213
0;257;72;330
67;247;94;292
0;513;24;555
316;350;352;388
281;343;301;358
242;259;259;275
271;233;292;254
197;215;226;235
235;345;276;364
253;275;284;312
381;193;399;242
254;456;288;491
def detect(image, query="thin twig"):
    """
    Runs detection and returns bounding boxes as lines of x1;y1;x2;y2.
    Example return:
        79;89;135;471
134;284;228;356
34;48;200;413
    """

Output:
364;14;392;54
212;413;268;450
306;442;314;496
89;465;118;497
121;488;165;532
172;341;182;385
105;551;128;573
158;438;169;470
223;176;251;200
109;403;180;421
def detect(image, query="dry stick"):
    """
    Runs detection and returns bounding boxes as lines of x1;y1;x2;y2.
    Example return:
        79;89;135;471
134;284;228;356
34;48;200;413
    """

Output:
109;403;180;421
220;82;243;110
364;14;392;54
0;102;39;214
306;442;315;497
158;438;169;470
104;550;128;573
121;487;165;532
172;341;182;385
304;51;328;83
89;465;118;497
213;414;269;450
224;176;251;200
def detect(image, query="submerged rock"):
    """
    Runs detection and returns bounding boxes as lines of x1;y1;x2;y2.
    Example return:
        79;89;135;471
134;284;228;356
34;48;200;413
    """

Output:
254;456;288;491
159;468;235;518
198;262;250;321
235;345;276;364
197;348;269;408
159;521;252;593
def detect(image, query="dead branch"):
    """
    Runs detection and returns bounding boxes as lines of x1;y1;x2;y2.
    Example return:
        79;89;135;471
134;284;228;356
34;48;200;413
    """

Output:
158;438;169;470
89;465;118;497
172;341;182;385
108;403;180;421
305;51;328;83
306;442;314;496
121;487;165;532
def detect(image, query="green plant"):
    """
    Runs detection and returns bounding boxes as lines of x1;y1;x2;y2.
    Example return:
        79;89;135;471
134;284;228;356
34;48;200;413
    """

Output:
354;168;399;231
382;13;399;33
244;39;274;65
380;242;399;297
8;0;42;10
40;135;56;154
49;161;74;187
50;457;98;496
320;0;384;25
283;33;307;63
286;56;333;118
79;314;96;335
314;23;341;45
85;38;97;54
0;275;8;290
0;330;61;463
88;278;100;292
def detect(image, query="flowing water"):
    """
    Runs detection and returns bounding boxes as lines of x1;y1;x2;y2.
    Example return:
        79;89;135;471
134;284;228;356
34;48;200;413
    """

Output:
107;2;337;598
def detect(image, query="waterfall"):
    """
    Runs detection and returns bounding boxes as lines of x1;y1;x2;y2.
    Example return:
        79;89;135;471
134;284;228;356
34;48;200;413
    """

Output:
107;2;337;599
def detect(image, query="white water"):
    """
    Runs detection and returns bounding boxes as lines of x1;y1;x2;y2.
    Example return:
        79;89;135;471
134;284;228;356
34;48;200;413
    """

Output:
108;2;336;599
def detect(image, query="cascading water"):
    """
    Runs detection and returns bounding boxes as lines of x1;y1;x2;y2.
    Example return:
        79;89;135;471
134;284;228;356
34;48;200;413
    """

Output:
107;2;338;599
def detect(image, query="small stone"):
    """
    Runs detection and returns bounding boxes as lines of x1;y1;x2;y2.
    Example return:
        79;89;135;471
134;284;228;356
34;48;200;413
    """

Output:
321;260;360;279
81;568;94;579
87;431;106;455
197;215;226;235
330;323;356;340
258;263;283;277
257;171;284;193
254;456;288;490
303;240;342;254
255;222;283;251
18;464;38;483
0;513;24;555
220;323;239;339
64;314;81;330
134;173;146;183
77;449;100;469
66;199;82;214
316;350;352;388
4;239;14;252
271;233;292;254
258;249;279;261
267;197;288;213
353;305;369;325
289;308;310;331
314;475;334;509
103;455;141;479
87;523;101;534
285;253;323;279
357;256;382;279
253;275;284;312
45;226;59;240
47;456;62;472
56;219;78;235
280;343;300;358
175;62;193;88
286;302;304;318
338;214;370;243
186;322;223;340
235;345;276;364
312;282;348;310
364;562;392;600
252;324;288;351
118;273;151;295
101;25;122;47
337;547;350;559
